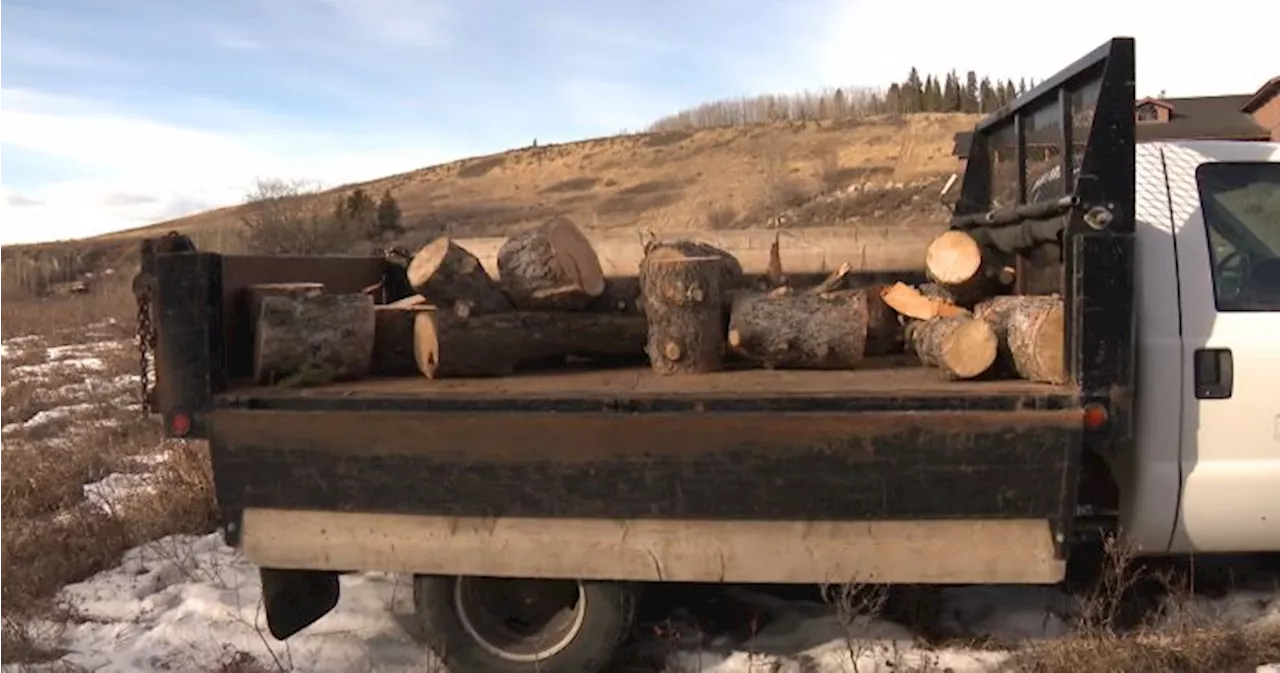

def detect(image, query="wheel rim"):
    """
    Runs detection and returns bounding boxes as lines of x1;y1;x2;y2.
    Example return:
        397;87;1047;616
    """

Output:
453;577;587;662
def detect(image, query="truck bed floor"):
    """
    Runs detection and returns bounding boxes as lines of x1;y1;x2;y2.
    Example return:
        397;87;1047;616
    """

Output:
218;357;1075;411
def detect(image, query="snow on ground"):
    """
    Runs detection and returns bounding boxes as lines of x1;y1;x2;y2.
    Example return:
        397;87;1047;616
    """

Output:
4;328;1279;673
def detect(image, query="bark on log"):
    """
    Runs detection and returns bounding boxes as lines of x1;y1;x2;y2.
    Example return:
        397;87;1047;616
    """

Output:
412;310;647;378
582;277;645;316
639;249;725;375
727;286;901;369
496;217;606;310
904;315;998;380
254;293;376;386
245;283;326;348
457;225;944;279
372;305;433;375
973;294;1067;384
924;230;1015;306
645;239;745;291
406;237;513;317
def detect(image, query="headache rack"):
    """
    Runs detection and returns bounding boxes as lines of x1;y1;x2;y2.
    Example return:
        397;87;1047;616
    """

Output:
950;36;1137;441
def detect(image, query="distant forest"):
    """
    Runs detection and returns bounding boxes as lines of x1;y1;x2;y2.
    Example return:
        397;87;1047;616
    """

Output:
649;69;1035;132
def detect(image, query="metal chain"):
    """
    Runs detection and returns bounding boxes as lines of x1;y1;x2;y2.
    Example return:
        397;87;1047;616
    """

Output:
134;274;156;415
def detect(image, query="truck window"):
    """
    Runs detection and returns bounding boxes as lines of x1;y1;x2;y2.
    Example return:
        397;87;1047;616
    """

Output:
1195;162;1280;312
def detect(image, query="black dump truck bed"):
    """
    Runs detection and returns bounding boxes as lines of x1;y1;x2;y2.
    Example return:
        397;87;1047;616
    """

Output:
138;39;1136;608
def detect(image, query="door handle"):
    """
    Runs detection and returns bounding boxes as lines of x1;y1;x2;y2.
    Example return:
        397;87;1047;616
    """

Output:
1194;348;1233;399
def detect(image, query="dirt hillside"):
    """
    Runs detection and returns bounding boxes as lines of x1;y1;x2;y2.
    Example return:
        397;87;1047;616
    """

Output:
98;113;979;248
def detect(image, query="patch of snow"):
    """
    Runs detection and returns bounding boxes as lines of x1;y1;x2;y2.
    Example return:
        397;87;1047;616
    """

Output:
12;356;107;379
83;472;160;511
1;402;97;435
26;534;439;673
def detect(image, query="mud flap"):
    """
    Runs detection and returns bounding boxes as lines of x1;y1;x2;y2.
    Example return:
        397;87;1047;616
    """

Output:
260;568;341;639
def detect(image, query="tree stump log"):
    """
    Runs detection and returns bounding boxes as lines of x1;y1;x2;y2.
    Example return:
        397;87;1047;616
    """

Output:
639;249;725;375
412;310;647;378
371;305;433;375
245;283;326;339
727;287;901;369
407;237;513;317
646;239;745;291
905;315;998;380
973;294;1067;384
254;293;376;386
497;217;606;310
924;230;1015;306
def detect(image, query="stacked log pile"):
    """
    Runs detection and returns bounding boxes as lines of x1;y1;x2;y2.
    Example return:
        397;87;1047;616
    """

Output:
242;214;1066;386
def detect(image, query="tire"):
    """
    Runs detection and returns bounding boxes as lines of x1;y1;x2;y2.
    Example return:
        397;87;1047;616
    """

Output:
413;575;638;673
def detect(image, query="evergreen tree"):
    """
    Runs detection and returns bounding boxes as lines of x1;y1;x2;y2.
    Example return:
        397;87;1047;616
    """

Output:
979;76;996;113
832;88;847;118
963;71;980;113
943;71;963;112
904;67;924;113
886;83;903;113
376;190;402;234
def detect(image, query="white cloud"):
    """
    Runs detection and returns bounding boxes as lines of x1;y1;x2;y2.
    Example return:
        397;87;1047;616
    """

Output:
0;89;477;245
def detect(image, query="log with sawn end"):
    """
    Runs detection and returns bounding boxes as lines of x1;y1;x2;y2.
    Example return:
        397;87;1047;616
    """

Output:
904;314;998;380
254;293;376;386
644;238;745;292
727;285;902;369
639;247;725;375
924;230;1015;306
245;282;325;339
497;216;606;310
406;237;513;317
372;304;433;375
412;310;648;379
973;294;1067;384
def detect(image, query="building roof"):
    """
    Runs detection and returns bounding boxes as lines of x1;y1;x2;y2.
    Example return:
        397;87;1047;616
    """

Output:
952;91;1272;158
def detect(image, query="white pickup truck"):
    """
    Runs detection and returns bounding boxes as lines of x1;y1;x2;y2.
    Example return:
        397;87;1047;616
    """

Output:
136;36;1279;673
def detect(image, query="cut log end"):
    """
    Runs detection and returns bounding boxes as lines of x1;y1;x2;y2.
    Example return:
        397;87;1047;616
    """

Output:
544;216;607;297
908;315;998;380
925;231;984;285
974;294;1067;384
498;217;606;310
406;237;512;316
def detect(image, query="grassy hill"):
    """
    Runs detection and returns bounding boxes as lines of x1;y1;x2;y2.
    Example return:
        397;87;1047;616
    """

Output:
3;112;979;302
99;112;979;247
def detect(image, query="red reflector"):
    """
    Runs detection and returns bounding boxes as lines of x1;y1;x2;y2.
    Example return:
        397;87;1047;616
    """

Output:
170;412;191;437
1082;404;1109;431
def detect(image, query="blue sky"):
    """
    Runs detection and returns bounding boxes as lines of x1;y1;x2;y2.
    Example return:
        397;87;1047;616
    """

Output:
2;0;1277;245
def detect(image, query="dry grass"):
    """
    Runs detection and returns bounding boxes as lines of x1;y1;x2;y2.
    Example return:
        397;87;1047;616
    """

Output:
1;288;220;667
78;113;976;249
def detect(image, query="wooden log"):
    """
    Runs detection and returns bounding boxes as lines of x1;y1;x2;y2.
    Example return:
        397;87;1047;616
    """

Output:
639;249;725;375
973;294;1067;384
456;225;945;279
245;282;326;344
497;217;606;310
904;315;998;380
646;239;745;291
584;277;644;316
924;230;1015;306
412;310;647;378
727;286;901;369
406;237;513;317
880;281;969;321
372;305;433;375
254;293;376;386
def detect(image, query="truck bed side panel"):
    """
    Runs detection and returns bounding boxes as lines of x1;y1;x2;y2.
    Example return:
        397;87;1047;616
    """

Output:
209;409;1083;524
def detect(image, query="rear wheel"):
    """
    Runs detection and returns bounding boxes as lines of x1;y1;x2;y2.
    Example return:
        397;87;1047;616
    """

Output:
413;575;637;673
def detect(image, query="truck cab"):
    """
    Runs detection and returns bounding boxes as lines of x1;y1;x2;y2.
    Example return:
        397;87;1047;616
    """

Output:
133;37;1280;673
1124;139;1280;554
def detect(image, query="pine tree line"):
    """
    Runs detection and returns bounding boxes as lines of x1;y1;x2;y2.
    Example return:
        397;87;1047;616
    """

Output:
649;69;1035;133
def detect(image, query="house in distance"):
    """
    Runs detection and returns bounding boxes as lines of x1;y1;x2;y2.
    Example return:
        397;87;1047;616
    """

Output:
951;75;1280;160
